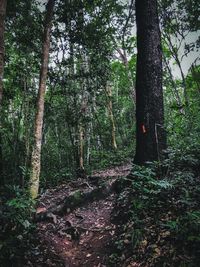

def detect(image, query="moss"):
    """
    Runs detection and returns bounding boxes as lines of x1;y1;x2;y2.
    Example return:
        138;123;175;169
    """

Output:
71;190;82;205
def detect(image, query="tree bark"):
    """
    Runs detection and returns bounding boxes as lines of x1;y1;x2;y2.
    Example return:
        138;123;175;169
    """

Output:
29;0;55;199
106;84;117;150
79;124;84;170
0;0;7;183
0;0;6;107
134;0;167;164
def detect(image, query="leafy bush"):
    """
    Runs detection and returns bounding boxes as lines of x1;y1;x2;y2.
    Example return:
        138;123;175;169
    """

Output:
110;146;200;266
91;147;133;170
0;186;35;267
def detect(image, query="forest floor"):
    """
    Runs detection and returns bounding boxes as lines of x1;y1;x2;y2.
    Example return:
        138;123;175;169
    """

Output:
26;163;131;267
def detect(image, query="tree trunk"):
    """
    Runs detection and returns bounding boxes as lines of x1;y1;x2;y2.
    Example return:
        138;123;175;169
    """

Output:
0;0;7;183
86;120;92;165
106;85;117;150
29;0;55;199
0;0;6;107
134;0;167;164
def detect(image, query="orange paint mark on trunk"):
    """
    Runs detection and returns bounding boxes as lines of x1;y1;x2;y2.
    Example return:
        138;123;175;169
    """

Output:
142;124;146;133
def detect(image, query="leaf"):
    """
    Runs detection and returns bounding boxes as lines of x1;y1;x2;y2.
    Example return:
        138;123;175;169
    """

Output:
22;220;31;229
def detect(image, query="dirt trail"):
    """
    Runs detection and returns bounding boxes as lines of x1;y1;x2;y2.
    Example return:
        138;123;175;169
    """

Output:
30;163;131;267
39;194;116;267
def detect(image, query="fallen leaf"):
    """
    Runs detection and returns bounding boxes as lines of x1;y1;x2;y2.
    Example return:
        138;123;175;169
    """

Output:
36;207;47;214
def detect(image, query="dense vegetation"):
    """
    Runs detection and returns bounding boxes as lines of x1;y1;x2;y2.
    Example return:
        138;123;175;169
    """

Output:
0;0;199;266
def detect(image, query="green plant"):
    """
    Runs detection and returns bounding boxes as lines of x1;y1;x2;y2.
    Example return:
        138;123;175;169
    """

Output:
0;186;35;267
111;145;200;266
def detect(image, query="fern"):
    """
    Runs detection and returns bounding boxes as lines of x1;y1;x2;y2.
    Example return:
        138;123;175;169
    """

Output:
150;179;173;189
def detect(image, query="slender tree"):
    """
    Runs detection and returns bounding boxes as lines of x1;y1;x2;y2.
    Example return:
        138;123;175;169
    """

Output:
30;0;55;199
106;84;117;150
134;0;166;164
0;0;6;107
0;0;7;181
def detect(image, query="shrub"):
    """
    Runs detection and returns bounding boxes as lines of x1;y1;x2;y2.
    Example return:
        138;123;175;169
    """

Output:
0;186;35;267
110;145;200;266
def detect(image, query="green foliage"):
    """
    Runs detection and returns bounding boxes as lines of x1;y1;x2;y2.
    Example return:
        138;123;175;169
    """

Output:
0;186;35;267
0;0;200;265
111;144;200;266
90;146;133;171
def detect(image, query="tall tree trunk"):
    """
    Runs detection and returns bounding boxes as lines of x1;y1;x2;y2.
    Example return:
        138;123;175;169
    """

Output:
134;0;167;164
29;0;55;199
86;119;92;165
79;124;84;170
0;0;7;183
0;0;6;107
106;85;117;150
78;84;88;174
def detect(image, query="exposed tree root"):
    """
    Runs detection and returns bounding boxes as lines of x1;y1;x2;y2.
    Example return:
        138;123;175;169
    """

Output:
35;180;118;222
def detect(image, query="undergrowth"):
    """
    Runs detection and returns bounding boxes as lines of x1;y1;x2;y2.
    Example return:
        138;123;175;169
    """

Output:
109;142;200;267
0;186;35;267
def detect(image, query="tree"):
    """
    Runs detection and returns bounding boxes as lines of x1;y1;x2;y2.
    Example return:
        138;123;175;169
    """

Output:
134;0;167;164
0;0;7;181
29;0;55;199
0;0;6;107
105;83;117;150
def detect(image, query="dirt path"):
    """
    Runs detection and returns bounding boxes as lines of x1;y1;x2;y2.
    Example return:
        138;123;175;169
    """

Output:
28;163;131;267
38;194;116;267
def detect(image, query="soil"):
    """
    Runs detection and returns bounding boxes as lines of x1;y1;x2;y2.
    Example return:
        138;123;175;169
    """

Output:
26;163;131;267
